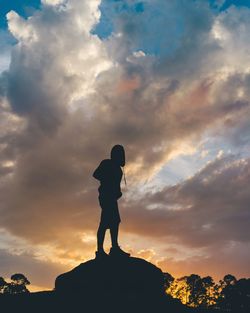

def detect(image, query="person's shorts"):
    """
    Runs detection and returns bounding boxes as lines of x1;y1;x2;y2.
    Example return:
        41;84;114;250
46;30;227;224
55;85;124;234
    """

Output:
98;196;121;229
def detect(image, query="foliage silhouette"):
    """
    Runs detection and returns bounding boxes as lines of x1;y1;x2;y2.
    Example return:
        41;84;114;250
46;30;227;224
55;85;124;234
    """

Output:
0;277;7;294
0;274;30;295
163;272;174;290
216;276;250;312
165;271;250;312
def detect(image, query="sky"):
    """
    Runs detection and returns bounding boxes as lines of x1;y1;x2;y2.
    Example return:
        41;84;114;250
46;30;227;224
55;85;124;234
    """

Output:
0;0;250;291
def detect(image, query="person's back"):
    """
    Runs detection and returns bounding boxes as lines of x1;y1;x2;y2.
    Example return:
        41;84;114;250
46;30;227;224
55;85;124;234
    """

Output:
93;158;123;200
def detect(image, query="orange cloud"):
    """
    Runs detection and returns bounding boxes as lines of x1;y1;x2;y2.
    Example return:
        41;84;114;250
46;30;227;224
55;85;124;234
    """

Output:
117;75;141;94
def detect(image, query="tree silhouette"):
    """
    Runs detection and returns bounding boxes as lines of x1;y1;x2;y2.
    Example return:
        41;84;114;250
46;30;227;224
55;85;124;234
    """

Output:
224;274;237;286
163;272;174;290
200;276;215;307
217;276;250;312
236;278;250;312
216;274;237;310
0;277;7;294
185;274;205;307
166;273;221;308
167;276;189;304
4;273;30;294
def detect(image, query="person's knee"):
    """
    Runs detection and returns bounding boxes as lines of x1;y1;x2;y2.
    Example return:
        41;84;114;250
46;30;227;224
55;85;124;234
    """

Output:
98;224;107;232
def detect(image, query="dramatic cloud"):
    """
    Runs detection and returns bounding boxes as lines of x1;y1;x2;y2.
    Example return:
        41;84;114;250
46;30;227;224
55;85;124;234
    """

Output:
0;0;249;288
124;155;250;245
123;154;250;279
157;241;250;280
0;248;68;290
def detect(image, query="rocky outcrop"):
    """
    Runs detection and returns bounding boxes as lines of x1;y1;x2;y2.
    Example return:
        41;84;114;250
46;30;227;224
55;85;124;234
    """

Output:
0;256;189;313
54;256;177;312
55;256;165;297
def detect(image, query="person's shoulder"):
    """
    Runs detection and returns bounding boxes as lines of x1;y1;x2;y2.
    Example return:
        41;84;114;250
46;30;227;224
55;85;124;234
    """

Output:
100;158;111;164
99;159;111;167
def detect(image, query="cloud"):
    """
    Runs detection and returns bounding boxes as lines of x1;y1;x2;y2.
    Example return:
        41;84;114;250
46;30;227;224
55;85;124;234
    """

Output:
0;248;68;289
123;155;250;247
157;241;250;280
123;155;250;279
0;0;250;285
0;227;96;289
0;30;14;73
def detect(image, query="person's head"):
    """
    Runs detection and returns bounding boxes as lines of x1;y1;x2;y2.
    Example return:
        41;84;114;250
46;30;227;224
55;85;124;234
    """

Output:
110;145;125;167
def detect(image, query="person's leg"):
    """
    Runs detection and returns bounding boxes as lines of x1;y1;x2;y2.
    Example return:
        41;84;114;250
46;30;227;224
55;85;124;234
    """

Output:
109;222;130;257
97;224;106;252
97;196;108;253
110;223;119;248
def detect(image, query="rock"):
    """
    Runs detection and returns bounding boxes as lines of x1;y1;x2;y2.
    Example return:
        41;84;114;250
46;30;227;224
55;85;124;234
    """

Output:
0;257;190;313
55;256;165;297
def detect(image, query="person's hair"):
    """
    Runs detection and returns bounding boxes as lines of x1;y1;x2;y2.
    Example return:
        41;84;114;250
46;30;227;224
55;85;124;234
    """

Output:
111;145;125;167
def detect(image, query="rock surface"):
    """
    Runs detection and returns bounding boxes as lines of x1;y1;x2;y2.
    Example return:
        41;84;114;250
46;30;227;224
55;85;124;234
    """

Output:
0;256;190;313
55;256;165;297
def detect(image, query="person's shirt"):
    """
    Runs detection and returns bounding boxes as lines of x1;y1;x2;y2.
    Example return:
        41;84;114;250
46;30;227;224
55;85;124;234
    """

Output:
93;159;123;199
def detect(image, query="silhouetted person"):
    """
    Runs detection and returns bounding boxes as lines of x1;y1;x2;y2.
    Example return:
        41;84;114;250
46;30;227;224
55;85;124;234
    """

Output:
93;145;130;258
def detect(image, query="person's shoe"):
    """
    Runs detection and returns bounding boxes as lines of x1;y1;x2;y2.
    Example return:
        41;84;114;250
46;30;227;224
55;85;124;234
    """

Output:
109;246;130;257
95;250;109;259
